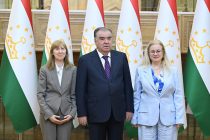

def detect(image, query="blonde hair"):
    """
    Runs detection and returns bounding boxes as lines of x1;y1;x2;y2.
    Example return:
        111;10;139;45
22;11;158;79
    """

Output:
47;40;73;70
142;40;170;70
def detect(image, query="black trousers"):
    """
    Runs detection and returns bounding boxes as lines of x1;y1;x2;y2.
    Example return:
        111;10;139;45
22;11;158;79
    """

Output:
88;112;124;140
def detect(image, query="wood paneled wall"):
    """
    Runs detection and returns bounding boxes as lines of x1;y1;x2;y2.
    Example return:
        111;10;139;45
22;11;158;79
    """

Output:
0;10;193;52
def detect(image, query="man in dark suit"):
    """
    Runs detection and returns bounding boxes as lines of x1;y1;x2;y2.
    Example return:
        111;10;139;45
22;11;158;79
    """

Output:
76;27;134;140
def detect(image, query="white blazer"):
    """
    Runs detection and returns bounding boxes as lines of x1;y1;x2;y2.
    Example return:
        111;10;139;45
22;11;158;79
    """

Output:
131;66;185;126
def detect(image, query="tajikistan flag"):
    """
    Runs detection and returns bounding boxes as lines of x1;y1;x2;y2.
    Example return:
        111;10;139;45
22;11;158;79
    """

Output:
42;0;73;64
154;0;187;129
184;0;210;136
116;0;142;138
116;0;143;85
0;0;39;133
81;0;104;55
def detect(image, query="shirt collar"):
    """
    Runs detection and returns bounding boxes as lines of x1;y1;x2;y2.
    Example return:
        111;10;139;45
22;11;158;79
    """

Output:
55;63;64;72
96;50;111;59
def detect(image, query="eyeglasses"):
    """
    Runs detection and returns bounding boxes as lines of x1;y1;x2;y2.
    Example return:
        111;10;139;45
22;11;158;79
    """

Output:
149;50;162;54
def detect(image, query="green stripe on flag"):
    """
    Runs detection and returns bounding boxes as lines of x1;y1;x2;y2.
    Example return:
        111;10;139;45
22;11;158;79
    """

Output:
0;49;37;133
184;51;210;136
124;121;138;138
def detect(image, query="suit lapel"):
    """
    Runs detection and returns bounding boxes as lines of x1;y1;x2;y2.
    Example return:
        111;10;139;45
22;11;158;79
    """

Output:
60;67;68;93
143;67;157;92
160;68;170;95
93;50;108;80
110;51;117;80
51;68;62;93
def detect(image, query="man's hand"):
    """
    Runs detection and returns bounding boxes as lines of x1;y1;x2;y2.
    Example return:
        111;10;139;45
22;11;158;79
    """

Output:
176;124;183;129
78;116;88;126
132;124;140;128
126;112;133;121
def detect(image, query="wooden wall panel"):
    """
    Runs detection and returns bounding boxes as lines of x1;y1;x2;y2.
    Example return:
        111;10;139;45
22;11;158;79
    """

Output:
0;10;194;54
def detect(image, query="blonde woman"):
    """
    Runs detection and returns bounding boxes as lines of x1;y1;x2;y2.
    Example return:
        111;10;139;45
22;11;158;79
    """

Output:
131;40;185;140
37;40;76;140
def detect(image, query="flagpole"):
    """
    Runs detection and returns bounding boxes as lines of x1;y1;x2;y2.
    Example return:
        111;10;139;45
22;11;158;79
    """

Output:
18;134;22;140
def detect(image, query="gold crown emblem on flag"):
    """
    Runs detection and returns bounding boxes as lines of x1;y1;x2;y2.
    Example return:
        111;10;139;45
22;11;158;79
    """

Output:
81;36;95;54
190;37;210;64
116;37;137;63
5;35;26;59
45;35;52;55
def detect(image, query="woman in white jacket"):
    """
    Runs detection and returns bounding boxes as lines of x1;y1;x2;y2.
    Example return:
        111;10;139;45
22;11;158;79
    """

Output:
131;40;185;140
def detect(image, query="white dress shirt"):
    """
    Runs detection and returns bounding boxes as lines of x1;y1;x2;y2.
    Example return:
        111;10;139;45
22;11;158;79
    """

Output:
56;64;64;86
96;50;111;68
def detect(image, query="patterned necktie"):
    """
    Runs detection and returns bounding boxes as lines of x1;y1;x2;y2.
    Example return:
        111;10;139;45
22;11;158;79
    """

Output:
102;56;111;79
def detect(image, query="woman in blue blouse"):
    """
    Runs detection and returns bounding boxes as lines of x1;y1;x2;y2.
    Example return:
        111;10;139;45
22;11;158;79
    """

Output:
131;40;185;140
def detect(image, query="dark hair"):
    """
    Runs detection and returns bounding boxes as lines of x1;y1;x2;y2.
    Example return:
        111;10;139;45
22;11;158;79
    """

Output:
94;27;112;38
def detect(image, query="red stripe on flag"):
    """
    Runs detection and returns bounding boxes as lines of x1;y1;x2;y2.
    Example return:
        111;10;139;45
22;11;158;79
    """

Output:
60;0;71;30
205;0;210;12
95;0;105;25
21;0;33;29
130;0;140;24
167;0;179;29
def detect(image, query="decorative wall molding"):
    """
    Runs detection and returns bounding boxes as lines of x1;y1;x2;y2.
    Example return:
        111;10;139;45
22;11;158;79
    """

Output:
0;10;194;53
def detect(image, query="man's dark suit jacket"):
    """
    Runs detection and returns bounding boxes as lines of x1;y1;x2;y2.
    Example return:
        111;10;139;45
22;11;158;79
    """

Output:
76;49;134;123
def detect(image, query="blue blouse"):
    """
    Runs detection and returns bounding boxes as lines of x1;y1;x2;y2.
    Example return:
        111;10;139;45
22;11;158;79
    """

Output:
151;68;164;94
